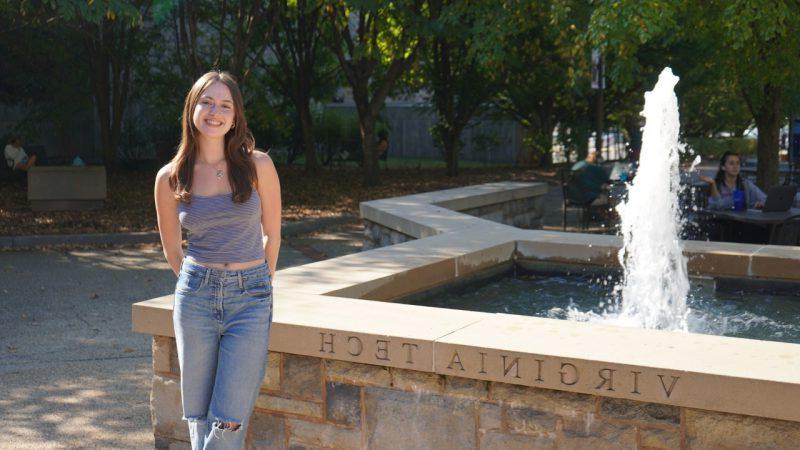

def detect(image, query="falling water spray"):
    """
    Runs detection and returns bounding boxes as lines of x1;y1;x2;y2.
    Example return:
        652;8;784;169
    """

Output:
612;67;690;330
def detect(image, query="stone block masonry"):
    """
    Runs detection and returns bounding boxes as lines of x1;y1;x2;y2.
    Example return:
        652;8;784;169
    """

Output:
150;337;800;449
362;189;547;250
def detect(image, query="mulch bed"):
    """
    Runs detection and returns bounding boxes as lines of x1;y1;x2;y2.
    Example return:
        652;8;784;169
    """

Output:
0;164;556;236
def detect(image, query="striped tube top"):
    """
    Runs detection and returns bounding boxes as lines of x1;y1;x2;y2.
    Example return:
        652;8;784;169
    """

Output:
178;190;264;263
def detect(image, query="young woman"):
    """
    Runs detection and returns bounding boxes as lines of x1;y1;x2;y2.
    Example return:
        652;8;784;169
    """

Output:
154;71;281;449
700;151;766;210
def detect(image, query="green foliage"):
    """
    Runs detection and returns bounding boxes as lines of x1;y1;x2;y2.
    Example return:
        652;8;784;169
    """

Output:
477;0;593;167
419;0;501;174
315;108;361;163
588;0;682;89
0;12;92;134
590;0;800;119
38;0;145;25
590;0;800;187
685;137;758;161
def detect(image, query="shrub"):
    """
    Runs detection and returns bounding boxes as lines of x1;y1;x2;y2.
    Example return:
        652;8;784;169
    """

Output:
684;137;757;162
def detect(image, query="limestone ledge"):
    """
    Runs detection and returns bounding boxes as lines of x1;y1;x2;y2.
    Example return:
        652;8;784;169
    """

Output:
134;285;800;424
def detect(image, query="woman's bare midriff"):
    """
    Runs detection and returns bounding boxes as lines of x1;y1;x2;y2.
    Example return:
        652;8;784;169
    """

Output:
186;256;265;271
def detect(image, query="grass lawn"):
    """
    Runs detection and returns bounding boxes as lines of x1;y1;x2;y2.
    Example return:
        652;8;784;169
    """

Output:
0;162;550;236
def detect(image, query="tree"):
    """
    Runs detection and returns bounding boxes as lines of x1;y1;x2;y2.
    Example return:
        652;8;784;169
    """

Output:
590;0;800;188
326;0;427;186
82;1;153;166
265;0;338;173
17;1;155;165
170;0;279;85
0;3;94;145
481;0;593;168
423;0;498;177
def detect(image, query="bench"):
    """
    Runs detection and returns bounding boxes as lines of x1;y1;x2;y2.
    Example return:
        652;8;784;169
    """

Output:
27;166;107;211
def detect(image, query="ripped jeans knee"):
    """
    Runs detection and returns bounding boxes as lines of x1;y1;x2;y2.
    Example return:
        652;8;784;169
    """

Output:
208;416;244;442
213;420;241;432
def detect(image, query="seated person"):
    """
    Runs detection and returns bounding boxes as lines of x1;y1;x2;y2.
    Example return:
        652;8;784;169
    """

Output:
376;130;389;161
567;151;610;206
699;151;766;210
4;137;37;171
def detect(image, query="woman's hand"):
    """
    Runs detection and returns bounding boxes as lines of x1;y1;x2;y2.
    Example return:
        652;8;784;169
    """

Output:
698;175;720;199
754;201;764;209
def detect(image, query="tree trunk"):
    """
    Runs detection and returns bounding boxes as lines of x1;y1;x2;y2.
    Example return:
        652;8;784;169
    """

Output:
594;89;604;155
536;123;555;168
517;124;554;169
516;125;536;168
755;115;781;189
753;85;782;189
297;100;319;173
623;117;642;162
534;98;555;168
86;22;114;166
443;128;460;177
360;117;379;186
91;24;136;166
575;124;591;163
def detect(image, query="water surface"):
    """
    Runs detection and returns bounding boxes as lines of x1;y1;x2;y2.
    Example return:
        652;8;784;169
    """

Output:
402;273;800;344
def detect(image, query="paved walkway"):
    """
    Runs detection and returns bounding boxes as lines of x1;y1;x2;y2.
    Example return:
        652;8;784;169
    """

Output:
0;219;363;449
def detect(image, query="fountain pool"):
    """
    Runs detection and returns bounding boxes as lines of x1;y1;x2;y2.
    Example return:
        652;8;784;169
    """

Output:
399;264;800;344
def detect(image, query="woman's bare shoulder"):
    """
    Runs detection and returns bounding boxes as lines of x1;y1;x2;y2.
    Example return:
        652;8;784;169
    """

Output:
155;162;175;187
252;148;272;161
252;149;275;170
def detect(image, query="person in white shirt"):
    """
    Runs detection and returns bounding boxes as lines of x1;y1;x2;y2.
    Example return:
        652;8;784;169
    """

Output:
4;137;36;171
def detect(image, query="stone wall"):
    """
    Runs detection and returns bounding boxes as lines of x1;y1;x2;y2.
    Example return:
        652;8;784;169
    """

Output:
363;195;546;251
150;336;800;449
362;220;415;250
459;195;545;230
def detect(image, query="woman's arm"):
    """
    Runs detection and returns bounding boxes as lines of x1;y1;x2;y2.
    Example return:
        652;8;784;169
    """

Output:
698;175;720;198
706;184;733;210
254;151;282;279
154;165;184;276
746;179;767;208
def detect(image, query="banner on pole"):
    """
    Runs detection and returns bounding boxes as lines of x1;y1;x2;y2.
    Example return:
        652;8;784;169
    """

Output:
591;48;605;90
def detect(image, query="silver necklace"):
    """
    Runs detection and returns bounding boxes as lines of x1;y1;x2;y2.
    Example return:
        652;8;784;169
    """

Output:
212;161;225;179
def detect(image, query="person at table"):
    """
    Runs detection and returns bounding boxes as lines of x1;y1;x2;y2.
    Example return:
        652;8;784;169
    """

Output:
568;151;610;206
699;151;766;210
4;137;37;171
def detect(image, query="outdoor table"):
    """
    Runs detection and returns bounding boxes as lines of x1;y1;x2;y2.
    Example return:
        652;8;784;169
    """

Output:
699;207;800;245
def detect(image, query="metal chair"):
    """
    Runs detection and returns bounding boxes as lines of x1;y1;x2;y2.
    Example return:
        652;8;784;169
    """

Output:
768;214;800;246
561;168;604;231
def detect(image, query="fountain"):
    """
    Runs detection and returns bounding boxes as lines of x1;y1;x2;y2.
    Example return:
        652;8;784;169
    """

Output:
613;68;690;330
571;68;692;331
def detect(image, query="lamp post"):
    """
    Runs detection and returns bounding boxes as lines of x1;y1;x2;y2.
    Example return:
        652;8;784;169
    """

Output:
592;49;605;157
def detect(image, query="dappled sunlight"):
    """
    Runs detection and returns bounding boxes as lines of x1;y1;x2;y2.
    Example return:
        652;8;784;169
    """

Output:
69;248;169;271
3;363;153;449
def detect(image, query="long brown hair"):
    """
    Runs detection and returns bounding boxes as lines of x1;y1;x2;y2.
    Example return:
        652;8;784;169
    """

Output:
169;71;256;203
714;151;744;191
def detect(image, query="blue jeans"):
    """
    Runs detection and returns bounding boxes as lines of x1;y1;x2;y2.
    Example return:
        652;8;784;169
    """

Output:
173;258;273;450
